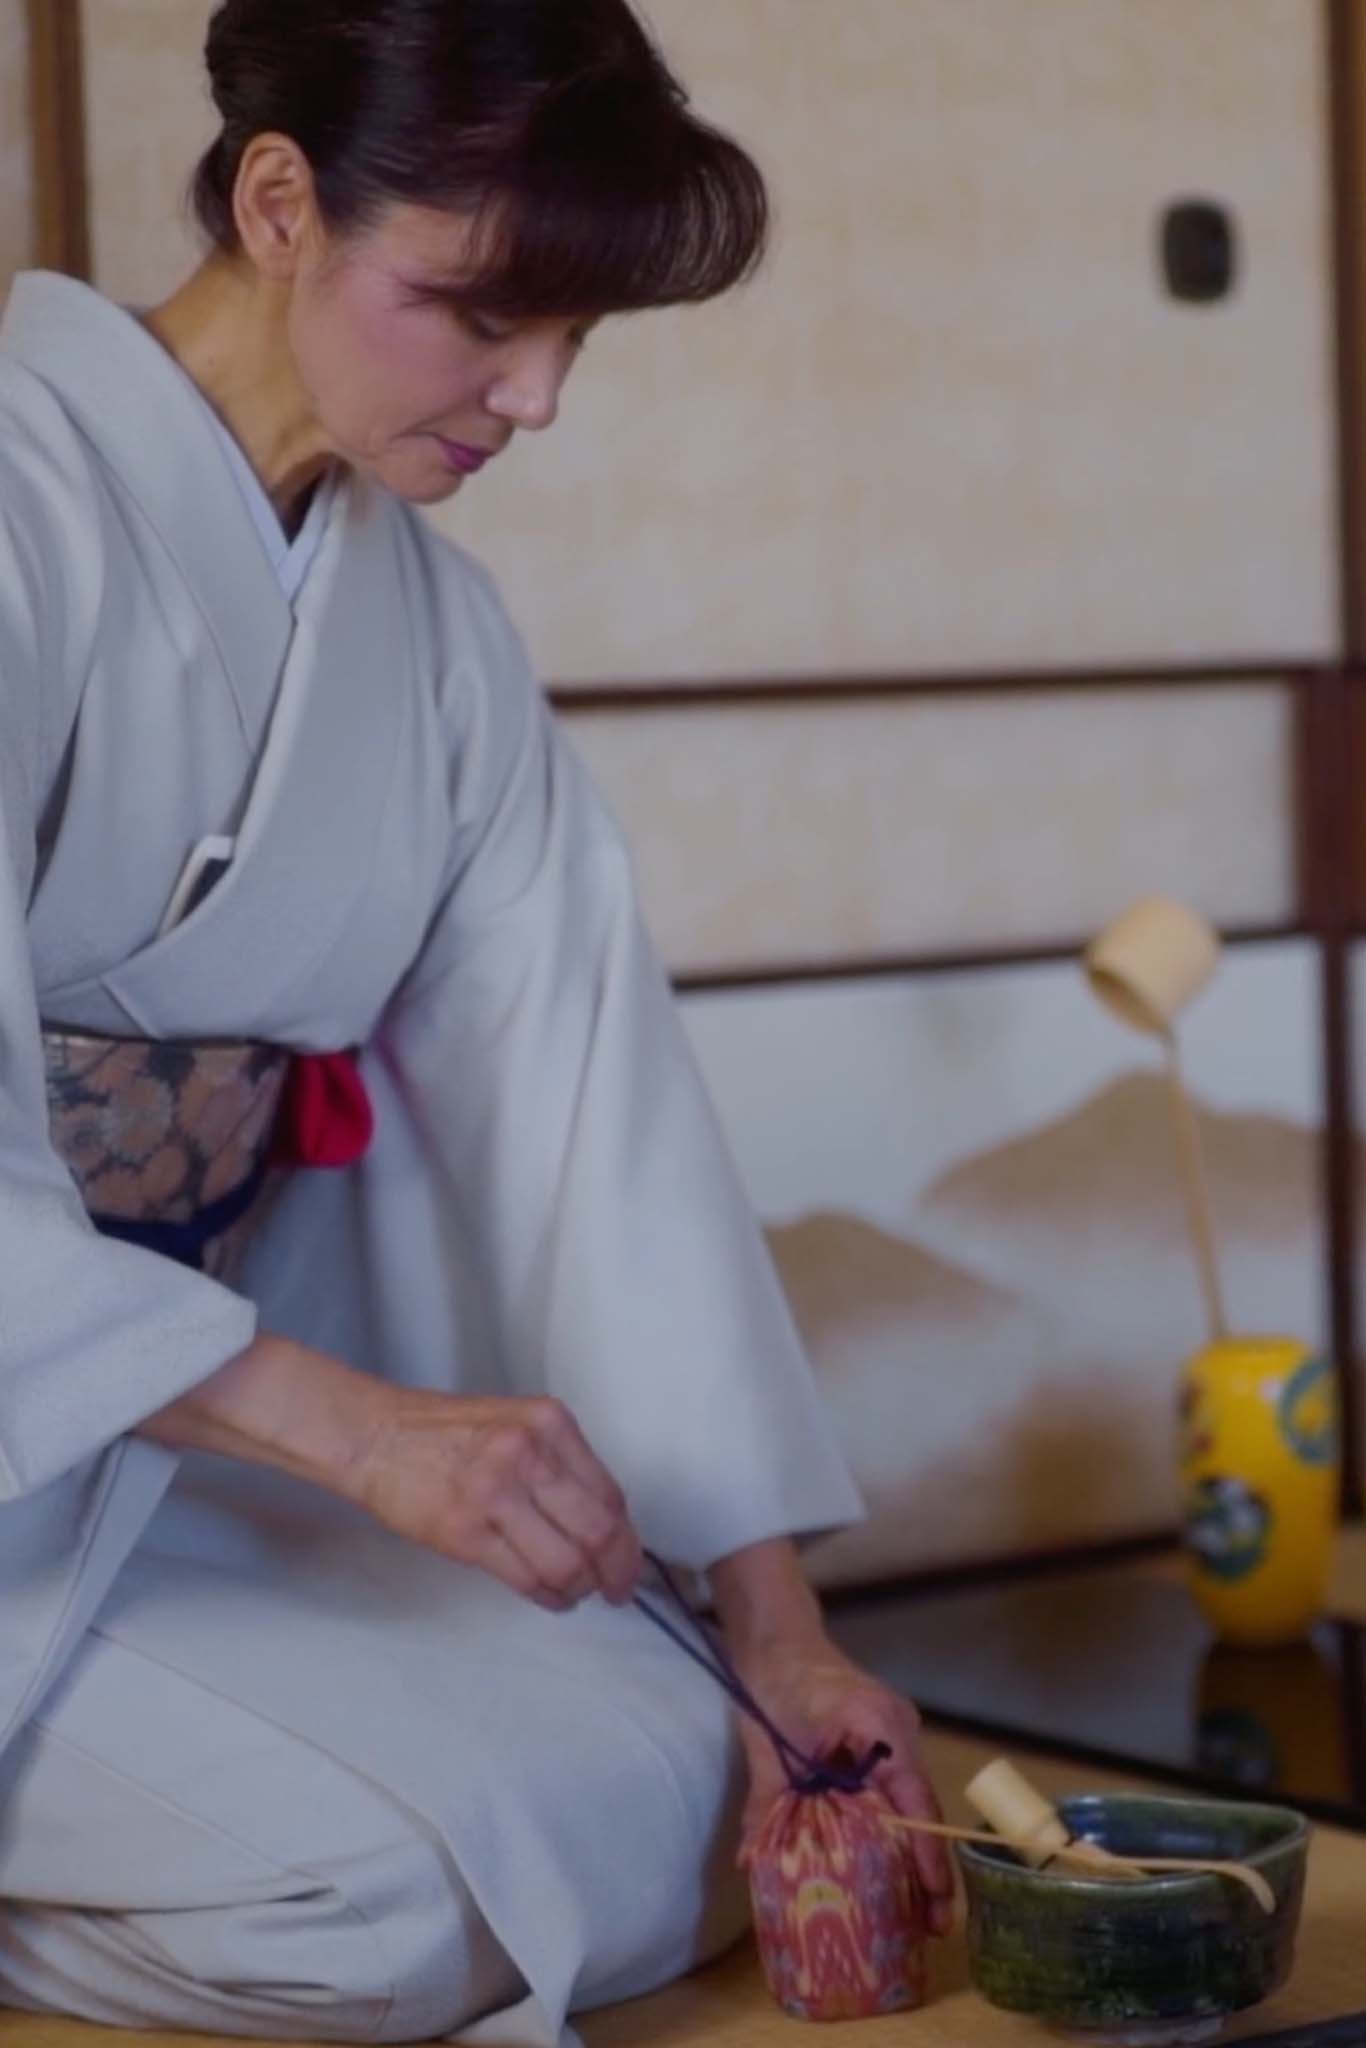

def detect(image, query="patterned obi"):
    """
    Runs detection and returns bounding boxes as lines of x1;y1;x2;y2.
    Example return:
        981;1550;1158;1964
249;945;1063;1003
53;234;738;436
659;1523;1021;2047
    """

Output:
44;1031;290;1281
43;1030;374;1282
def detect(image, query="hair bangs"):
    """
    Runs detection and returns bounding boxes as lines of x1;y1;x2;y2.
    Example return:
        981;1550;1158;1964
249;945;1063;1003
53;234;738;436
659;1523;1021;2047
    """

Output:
455;93;769;321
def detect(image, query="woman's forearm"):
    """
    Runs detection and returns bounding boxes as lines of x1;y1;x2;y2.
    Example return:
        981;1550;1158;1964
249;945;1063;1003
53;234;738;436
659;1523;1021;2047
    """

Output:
708;1536;828;1658
138;1341;642;1609
136;1334;390;1500
141;1368;825;1635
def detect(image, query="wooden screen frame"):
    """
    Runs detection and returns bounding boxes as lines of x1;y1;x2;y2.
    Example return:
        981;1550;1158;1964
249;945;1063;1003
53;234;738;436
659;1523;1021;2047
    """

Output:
26;0;88;278
26;0;1366;1528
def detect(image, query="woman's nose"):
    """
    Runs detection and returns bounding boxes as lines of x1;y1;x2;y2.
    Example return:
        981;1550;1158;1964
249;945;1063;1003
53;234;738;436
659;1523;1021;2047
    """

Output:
486;340;569;433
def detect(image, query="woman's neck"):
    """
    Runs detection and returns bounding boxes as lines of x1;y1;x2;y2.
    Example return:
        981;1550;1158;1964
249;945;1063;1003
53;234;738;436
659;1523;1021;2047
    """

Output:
143;255;334;531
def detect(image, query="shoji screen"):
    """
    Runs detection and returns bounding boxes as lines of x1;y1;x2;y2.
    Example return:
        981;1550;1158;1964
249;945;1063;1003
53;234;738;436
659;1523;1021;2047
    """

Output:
75;1;1339;1582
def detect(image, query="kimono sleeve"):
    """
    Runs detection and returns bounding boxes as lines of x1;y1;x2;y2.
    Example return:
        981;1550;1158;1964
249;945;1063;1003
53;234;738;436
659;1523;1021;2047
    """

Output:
380;554;864;1569
0;482;258;1500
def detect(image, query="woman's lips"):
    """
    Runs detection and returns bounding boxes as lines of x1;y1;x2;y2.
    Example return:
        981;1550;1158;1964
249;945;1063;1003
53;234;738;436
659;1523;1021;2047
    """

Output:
435;437;495;475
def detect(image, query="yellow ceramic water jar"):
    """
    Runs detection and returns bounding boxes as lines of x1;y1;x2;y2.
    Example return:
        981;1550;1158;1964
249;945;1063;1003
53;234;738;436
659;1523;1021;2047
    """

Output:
1178;1337;1339;1647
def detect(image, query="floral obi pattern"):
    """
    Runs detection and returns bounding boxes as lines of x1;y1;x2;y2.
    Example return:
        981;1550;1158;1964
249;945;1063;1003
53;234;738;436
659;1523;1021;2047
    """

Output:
43;1029;290;1281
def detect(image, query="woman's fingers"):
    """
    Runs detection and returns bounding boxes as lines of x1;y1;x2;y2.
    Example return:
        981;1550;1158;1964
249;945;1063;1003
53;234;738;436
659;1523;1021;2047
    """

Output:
858;1699;955;1931
494;1492;602;1607
877;1759;955;1933
517;1400;642;1602
840;1696;953;1914
474;1529;577;1614
736;1722;786;1863
490;1440;641;1608
527;1464;643;1604
531;1402;634;1517
355;1388;641;1610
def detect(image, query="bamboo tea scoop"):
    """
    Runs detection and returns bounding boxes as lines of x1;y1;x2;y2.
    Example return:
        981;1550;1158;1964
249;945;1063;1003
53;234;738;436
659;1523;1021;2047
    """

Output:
904;1758;1276;1913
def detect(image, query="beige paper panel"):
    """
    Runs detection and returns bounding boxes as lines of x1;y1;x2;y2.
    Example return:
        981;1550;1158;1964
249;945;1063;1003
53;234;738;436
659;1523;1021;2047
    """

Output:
81;0;215;306
448;0;1338;679
566;681;1295;975
681;943;1324;1582
82;2;1337;679
0;0;32;291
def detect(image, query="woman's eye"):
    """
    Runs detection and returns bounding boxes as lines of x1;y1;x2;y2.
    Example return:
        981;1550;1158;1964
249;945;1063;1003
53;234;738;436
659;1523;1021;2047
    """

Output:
460;310;516;345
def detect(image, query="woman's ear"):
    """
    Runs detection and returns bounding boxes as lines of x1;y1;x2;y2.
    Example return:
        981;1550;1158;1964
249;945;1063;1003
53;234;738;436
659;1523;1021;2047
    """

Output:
232;133;324;281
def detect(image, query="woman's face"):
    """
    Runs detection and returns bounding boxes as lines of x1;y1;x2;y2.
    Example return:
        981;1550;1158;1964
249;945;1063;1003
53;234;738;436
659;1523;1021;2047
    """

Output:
285;202;595;504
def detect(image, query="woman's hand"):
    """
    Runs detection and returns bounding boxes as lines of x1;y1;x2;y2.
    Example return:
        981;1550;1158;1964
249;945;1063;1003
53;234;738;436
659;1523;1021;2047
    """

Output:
352;1387;643;1610
705;1538;953;1935
732;1636;955;1935
140;1336;642;1612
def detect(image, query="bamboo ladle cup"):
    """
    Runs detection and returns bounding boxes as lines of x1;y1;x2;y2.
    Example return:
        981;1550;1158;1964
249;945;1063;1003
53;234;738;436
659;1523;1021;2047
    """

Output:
1083;896;1227;1344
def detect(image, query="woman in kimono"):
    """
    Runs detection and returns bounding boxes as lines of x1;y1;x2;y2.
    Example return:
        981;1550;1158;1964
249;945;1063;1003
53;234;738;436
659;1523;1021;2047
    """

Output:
0;1;951;2040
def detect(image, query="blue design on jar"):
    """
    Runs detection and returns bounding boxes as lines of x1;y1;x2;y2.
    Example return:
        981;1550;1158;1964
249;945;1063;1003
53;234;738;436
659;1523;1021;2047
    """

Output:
1183;1476;1273;1582
1276;1356;1337;1468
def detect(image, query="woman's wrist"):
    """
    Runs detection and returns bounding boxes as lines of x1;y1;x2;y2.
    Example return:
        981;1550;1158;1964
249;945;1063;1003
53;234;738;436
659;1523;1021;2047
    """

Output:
708;1536;829;1661
137;1332;395;1501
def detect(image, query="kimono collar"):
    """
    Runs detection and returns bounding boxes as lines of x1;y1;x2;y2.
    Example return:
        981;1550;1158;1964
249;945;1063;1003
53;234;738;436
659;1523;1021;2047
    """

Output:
0;270;311;740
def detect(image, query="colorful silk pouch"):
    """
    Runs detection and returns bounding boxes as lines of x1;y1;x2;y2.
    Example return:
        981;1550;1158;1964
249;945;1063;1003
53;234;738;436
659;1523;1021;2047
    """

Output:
748;1776;928;2020
635;1556;931;2022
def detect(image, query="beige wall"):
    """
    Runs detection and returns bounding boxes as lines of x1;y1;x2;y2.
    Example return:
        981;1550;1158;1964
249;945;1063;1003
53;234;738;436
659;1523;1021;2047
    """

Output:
81;0;214;303
453;0;1338;681
83;1;1338;679
0;0;32;292
573;681;1296;975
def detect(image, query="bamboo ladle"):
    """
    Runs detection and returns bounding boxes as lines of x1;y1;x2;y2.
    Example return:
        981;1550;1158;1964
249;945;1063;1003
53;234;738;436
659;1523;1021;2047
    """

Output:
1084;896;1227;1344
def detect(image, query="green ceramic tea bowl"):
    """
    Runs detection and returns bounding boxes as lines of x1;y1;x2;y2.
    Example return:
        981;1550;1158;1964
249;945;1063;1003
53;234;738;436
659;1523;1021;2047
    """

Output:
956;1792;1309;2044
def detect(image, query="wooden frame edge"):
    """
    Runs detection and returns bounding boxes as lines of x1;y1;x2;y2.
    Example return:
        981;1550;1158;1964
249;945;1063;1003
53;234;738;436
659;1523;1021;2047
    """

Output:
674;923;1308;998
819;1530;1179;1613
1332;0;1366;660
1326;0;1366;1511
551;663;1311;714
1299;670;1364;1512
27;0;90;281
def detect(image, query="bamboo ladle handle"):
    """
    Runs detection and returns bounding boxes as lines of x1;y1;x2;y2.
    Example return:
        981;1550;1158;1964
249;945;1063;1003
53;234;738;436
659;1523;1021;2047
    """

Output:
1082;898;1227;1347
1163;1030;1228;1343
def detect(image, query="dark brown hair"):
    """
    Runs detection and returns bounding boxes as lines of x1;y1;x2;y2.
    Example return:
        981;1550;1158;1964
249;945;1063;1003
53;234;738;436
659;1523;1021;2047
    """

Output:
192;0;768;318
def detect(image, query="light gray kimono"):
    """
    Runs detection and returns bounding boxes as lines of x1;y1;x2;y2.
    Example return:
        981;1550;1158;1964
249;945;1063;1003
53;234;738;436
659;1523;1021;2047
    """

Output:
0;273;861;2042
